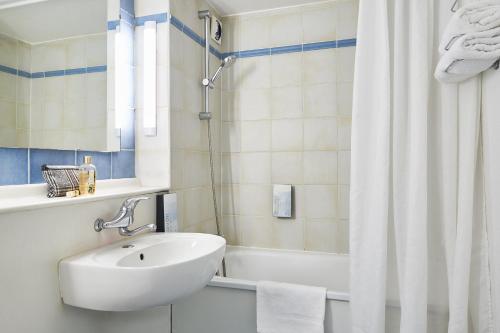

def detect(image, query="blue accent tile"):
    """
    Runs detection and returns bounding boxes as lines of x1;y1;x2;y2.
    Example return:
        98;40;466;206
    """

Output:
29;149;76;184
221;52;239;59
120;8;135;26
303;40;337;52
65;68;86;75
76;151;112;180
337;38;357;48
0;64;17;76
44;70;65;77
271;44;303;55
0;148;28;185
209;45;222;59
135;13;168;26
183;25;203;45
108;20;120;30
87;65;107;73
239;48;271;58
18;70;31;78
31;72;45;79
170;15;184;31
112;151;135;179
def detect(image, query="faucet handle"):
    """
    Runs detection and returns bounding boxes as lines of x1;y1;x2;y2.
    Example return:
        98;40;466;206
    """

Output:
123;196;150;210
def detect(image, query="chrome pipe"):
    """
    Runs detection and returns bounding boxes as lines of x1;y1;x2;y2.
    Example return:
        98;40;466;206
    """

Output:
199;10;211;120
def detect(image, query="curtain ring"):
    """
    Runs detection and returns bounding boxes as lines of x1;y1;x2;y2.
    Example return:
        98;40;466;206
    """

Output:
451;0;459;12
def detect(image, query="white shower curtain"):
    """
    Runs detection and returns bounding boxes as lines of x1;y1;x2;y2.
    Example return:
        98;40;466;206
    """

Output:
350;0;499;332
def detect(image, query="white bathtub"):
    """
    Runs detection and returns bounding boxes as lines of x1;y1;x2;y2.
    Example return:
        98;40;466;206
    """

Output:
172;246;352;333
172;246;448;333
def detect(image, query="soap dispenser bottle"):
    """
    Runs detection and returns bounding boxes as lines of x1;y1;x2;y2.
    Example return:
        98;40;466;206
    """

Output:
79;156;96;195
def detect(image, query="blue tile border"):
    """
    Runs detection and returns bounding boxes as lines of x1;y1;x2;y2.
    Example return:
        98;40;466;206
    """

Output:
240;48;271;58
0;147;136;186
44;70;65;77
108;20;120;30
0;148;28;185
135;13;168;26
337;38;357;48
169;14;222;59
303;40;337;52
271;44;303;55
0;65;107;79
106;11;356;62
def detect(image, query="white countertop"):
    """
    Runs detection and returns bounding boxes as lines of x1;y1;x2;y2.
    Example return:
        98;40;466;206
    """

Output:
0;178;168;214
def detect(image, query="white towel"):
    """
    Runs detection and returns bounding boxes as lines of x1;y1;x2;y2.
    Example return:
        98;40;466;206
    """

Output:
256;281;326;333
435;27;500;83
439;0;500;54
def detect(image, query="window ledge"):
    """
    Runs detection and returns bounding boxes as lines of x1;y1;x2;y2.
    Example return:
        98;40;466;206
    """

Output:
0;179;168;214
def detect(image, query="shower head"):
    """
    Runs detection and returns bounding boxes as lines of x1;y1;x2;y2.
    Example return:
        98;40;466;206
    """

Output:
221;55;237;68
210;55;237;84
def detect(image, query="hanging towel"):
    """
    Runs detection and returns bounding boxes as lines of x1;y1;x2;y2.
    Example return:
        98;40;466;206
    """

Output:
439;0;500;54
435;27;500;83
256;281;326;333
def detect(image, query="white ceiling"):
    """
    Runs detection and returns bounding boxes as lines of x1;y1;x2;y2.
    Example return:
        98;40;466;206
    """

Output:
0;0;106;44
207;0;327;16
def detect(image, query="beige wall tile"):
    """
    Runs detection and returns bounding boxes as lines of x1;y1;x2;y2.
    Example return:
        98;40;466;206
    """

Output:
303;151;338;185
271;119;303;151
271;152;303;184
304;118;337;150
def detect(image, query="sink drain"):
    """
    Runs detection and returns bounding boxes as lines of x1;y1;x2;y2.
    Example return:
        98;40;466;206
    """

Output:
122;244;134;249
140;253;145;261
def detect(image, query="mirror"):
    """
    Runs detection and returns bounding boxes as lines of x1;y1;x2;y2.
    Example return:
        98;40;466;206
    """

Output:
0;0;117;151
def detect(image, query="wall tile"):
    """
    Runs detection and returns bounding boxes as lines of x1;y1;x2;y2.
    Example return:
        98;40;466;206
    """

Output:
303;151;338;185
336;47;356;82
241;120;271;152
302;49;337;84
239;152;271;184
339;185;350;219
76;151;112;180
112;150;135;179
338;116;352;150
304;118;337;150
239;89;271;121
222;153;240;184
271;53;302;88
271;119;303;151
222;185;240;215
270;11;303;47
222;121;241;153
217;1;357;253
302;3;337;43
271;152;303;184
303;83;337;117
305;218;346;253
271;86;303;119
239;216;274;247
66;38;87;69
336;0;358;40
338;151;350;185
237;57;271;89
337;82;353;116
30;149;76;184
239;184;271;216
272;218;304;250
304;185;338;219
0;148;28;185
239;16;271;51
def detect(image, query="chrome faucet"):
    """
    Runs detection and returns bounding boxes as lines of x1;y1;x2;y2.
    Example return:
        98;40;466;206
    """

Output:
94;197;157;236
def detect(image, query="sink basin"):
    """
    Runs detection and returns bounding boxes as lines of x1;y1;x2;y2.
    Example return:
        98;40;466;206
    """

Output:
59;233;226;311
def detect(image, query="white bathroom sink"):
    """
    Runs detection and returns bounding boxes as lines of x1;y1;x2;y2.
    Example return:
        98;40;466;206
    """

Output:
59;233;226;311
